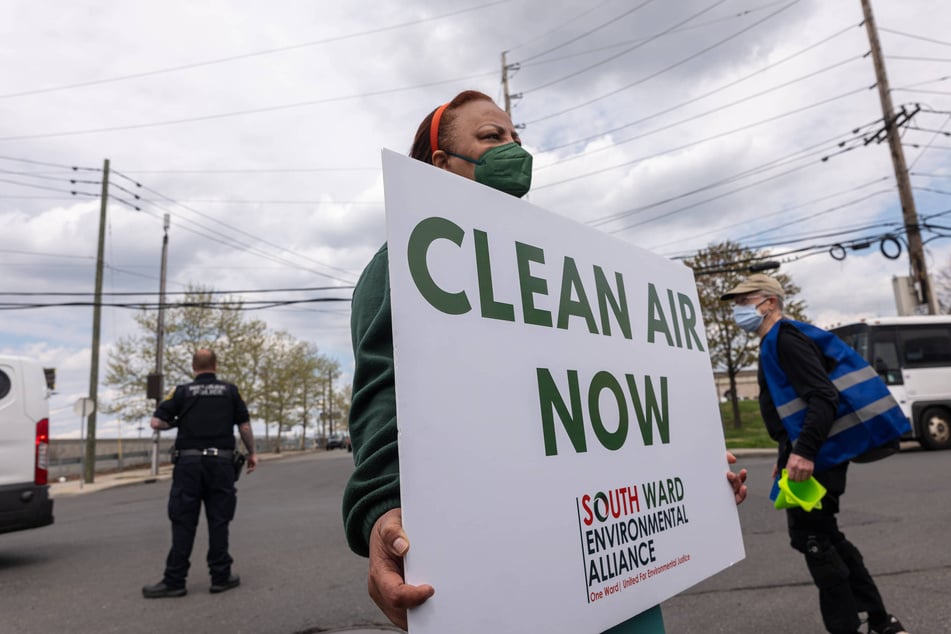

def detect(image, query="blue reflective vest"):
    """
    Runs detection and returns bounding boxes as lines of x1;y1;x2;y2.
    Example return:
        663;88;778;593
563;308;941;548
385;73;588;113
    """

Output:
761;320;911;471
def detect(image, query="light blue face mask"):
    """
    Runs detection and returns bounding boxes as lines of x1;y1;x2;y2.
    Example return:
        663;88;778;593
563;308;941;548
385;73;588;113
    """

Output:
733;301;766;333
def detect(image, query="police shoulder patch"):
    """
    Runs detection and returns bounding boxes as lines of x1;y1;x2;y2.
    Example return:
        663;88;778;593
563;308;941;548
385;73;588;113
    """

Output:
163;387;177;402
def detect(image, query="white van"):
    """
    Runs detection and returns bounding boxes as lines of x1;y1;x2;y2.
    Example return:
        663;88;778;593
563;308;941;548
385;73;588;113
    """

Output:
0;355;54;534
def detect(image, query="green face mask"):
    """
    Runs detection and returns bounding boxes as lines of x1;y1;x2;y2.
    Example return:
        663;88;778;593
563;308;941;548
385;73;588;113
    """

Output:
447;142;533;198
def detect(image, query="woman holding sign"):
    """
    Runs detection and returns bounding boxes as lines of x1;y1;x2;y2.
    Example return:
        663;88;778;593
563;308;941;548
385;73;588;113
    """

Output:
342;90;748;632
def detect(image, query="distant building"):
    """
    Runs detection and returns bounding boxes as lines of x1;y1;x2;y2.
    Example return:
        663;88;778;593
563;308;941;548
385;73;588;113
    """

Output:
713;369;759;401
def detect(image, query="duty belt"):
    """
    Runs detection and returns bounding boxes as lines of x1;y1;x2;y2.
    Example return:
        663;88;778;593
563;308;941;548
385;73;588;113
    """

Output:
176;448;234;459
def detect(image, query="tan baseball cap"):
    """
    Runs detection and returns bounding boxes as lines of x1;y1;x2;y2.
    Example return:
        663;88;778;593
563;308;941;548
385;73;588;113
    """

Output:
719;273;785;301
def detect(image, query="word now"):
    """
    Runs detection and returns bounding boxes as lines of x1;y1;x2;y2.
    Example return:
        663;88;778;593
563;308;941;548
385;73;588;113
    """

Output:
537;369;669;456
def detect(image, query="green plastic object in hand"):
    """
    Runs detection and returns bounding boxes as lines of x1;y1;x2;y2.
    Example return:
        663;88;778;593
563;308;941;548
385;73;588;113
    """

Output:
773;469;827;511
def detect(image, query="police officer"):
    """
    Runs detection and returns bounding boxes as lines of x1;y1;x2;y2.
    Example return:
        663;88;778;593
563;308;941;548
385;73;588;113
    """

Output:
142;348;259;598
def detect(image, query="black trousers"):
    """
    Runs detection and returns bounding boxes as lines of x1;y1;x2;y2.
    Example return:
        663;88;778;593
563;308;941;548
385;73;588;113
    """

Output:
787;462;887;634
163;455;237;587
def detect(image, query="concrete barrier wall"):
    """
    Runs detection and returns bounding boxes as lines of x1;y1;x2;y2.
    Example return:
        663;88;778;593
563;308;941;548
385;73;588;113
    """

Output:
48;438;177;479
47;436;311;479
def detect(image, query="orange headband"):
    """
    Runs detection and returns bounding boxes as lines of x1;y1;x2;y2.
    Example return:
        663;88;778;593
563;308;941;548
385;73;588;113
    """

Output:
430;102;450;153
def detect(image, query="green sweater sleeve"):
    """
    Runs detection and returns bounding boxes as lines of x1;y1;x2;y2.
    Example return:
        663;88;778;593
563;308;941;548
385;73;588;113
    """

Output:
342;244;402;557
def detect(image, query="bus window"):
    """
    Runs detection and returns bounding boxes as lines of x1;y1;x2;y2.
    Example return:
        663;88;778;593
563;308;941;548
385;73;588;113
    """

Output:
871;331;902;385
851;331;869;361
900;327;951;367
833;326;869;361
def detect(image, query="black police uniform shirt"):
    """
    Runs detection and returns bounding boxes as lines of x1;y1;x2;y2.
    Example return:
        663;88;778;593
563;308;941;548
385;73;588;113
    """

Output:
153;373;250;451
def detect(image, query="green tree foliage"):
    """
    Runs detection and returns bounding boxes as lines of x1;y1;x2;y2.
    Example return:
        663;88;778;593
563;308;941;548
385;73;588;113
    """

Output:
684;241;807;429
258;331;317;453
313;356;343;440
104;286;342;447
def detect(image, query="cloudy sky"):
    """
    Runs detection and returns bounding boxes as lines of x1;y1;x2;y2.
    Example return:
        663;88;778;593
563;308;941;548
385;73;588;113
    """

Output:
2;0;950;438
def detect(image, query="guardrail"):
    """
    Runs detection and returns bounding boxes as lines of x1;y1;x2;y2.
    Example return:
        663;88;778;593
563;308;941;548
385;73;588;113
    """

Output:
46;436;318;479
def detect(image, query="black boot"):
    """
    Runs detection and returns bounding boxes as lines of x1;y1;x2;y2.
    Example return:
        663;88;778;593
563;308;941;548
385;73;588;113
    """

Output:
210;574;240;594
142;581;187;598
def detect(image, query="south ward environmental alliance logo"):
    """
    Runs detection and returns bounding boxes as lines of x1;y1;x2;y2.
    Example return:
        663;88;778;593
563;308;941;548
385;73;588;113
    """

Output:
576;476;692;604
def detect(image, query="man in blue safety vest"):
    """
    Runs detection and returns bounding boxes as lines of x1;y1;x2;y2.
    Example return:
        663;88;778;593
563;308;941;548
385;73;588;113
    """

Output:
720;274;908;634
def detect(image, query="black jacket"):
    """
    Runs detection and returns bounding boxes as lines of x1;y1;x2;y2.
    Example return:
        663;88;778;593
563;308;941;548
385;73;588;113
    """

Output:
153;373;249;450
757;322;838;467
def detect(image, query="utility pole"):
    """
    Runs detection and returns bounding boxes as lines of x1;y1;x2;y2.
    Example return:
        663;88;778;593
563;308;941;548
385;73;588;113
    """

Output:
501;51;512;117
861;0;937;314
150;213;170;476
500;51;522;120
327;370;335;437
84;158;109;484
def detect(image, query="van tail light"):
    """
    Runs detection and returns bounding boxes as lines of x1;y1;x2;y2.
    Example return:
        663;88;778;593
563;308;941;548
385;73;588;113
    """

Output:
35;418;49;486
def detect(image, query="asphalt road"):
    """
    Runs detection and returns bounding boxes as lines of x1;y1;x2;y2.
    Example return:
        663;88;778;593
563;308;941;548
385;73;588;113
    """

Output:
0;450;390;634
662;448;951;633
0;448;948;633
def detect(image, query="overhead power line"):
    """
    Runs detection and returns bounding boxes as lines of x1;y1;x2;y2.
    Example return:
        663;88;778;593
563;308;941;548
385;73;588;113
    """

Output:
0;168;89;183
533;85;869;190
604;141;871;235
524;0;802;124
673;223;909;267
518;0;656;64
534;21;861;156
905;144;951;151
0;0;511;100
0;71;497;142
728;190;895;244
0;285;353;297
913;186;951;196
0;155;99;170
878;27;951;48
139;198;382;206
893;88;951;96
0;177;98;196
118;167;378;174
908;125;951;136
588;130;875;229
121;173;359;284
0;247;93;260
645;177;892;252
506;0;617;55
887;55;951;63
0;297;352;312
520;1;798;70
893;75;951;91
523;0;731;95
536;53;867;173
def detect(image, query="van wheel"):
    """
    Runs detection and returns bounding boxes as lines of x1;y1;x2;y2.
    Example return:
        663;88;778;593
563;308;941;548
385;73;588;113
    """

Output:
918;407;951;450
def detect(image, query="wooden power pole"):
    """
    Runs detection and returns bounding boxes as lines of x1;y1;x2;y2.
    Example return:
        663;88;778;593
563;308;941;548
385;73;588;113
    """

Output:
500;51;522;120
84;158;109;483
150;213;170;476
861;0;937;313
501;51;512;117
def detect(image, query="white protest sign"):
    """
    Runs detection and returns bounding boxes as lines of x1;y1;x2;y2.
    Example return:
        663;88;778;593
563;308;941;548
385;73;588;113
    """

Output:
382;149;745;634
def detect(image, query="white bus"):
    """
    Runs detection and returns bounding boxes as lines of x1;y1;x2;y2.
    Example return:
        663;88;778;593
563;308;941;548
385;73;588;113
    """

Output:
830;316;951;450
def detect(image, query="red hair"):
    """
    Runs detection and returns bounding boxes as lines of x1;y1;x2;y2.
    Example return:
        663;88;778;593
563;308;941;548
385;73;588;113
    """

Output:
408;90;494;165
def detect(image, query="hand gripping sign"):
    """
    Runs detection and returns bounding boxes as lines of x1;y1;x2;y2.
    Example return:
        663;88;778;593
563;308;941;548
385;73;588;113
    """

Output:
382;149;744;634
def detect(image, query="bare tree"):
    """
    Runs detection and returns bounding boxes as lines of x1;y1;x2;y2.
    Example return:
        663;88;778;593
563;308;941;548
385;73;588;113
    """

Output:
104;286;323;449
684;242;806;429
